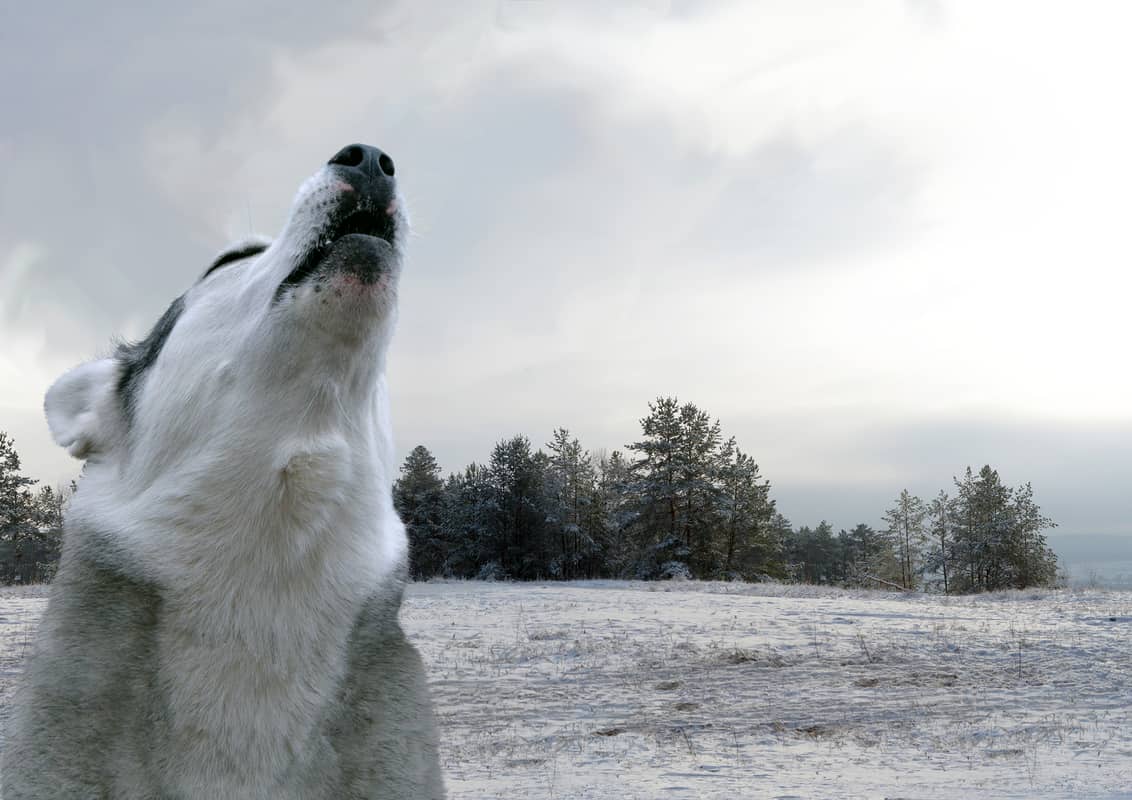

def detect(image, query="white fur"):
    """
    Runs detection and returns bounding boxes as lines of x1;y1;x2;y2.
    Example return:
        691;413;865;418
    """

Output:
44;357;121;459
43;165;411;797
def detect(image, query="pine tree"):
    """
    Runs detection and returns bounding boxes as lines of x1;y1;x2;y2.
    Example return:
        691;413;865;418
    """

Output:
486;436;550;580
592;450;634;577
626;397;684;571
393;446;446;579
788;521;838;584
840;523;900;588
925;491;955;594
624;398;744;579
764;513;794;580
440;464;494;578
1008;482;1058;588
948;466;1058;592
952;466;1009;591
716;439;778;578
545;429;597;579
675;404;722;575
0;433;39;584
882;490;927;590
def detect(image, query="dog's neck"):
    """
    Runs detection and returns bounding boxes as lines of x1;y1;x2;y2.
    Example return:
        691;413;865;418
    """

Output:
67;378;406;793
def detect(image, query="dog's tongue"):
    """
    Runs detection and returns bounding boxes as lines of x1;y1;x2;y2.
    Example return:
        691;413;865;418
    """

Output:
321;234;394;284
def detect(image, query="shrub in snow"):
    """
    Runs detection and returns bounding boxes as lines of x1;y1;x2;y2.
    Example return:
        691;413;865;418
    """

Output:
475;561;509;582
659;561;692;581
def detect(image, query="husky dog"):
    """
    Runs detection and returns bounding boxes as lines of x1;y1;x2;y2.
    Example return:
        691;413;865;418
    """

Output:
1;145;445;799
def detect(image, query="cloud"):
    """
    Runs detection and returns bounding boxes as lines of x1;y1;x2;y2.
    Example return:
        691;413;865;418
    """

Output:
0;0;397;338
2;1;1130;540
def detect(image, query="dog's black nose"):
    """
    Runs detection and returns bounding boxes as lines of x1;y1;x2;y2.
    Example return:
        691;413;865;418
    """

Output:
328;144;395;180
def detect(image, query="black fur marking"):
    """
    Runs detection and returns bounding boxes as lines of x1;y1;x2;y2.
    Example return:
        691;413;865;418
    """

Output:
115;295;186;421
201;241;269;280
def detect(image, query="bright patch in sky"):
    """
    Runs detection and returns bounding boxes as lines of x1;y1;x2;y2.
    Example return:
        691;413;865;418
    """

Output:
1;0;1128;534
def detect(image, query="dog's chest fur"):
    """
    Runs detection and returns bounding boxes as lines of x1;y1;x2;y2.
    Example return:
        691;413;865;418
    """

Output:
148;435;388;795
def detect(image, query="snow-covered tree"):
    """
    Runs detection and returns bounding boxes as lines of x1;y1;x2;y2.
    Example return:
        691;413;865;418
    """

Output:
675;404;722;575
924;490;956;594
485;436;551;580
949;466;1058;592
1007;482;1058;588
545;428;597;579
716;439;778;578
0;433;39;584
882;490;928;590
591;449;635;577
439;463;494;578
788;521;839;584
625;397;684;563
393;445;446;579
839;523;900;588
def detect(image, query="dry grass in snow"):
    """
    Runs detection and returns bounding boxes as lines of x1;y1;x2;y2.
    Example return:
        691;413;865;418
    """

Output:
2;580;1130;798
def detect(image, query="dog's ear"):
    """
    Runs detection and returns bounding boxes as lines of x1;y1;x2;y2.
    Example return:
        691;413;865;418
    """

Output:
45;358;122;460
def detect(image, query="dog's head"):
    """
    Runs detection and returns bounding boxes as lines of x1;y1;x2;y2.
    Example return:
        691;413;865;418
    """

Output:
45;144;407;472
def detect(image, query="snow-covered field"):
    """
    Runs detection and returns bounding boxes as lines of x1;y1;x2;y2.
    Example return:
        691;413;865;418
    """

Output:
2;581;1130;798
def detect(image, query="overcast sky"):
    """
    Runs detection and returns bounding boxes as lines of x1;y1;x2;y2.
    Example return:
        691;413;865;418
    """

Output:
2;1;1130;537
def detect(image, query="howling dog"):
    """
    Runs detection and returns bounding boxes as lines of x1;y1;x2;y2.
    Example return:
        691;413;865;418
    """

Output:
2;145;445;799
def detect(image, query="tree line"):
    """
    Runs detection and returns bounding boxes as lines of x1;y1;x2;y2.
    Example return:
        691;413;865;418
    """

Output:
394;398;1060;593
0;404;1060;593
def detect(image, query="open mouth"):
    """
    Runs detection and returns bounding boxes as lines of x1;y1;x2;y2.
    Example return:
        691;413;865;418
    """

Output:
332;207;395;243
275;205;397;300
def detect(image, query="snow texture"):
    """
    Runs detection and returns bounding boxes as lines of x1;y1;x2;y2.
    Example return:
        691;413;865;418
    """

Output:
2;581;1130;798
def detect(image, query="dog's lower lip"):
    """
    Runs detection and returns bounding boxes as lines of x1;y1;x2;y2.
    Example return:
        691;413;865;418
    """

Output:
326;231;386;255
322;233;394;284
275;207;396;300
340;232;391;245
